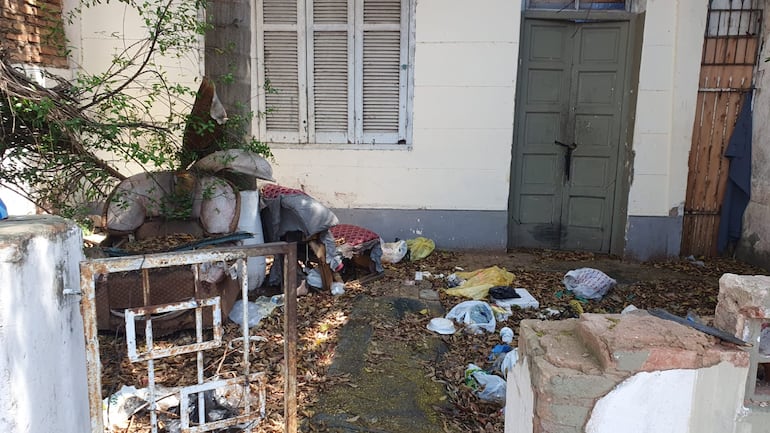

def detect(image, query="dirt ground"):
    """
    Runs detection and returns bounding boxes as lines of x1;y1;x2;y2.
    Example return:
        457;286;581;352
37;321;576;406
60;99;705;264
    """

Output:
99;248;767;432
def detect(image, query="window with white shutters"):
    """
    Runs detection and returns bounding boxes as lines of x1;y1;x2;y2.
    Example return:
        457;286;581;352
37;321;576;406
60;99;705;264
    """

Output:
256;0;412;145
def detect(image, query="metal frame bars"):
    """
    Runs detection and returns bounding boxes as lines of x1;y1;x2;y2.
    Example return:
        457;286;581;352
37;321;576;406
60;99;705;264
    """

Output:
124;296;224;362
178;372;267;432
79;242;298;433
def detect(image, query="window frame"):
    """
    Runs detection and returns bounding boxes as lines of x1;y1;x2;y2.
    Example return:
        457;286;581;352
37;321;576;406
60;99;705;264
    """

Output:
254;0;415;147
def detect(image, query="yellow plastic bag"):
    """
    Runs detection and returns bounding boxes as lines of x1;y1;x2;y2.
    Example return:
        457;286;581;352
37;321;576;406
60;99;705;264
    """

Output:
445;266;515;300
406;237;435;261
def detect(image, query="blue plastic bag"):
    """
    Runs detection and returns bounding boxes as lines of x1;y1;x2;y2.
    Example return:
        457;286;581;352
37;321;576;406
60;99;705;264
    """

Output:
0;198;7;220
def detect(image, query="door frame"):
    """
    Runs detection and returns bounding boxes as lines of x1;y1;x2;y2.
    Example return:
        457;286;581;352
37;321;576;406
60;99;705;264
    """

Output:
507;9;644;256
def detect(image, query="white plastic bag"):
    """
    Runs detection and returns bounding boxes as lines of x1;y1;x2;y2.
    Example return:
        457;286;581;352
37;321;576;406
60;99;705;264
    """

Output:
446;301;496;334
562;268;616;300
381;239;408;264
500;348;519;377
465;363;506;404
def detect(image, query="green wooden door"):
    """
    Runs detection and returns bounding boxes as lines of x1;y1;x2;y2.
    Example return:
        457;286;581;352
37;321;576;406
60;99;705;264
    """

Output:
509;19;630;253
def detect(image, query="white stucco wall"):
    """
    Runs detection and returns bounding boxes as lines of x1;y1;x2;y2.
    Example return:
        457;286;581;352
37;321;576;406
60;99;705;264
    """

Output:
627;0;707;216
269;0;521;211
739;4;770;266
586;370;697;433
0;216;90;433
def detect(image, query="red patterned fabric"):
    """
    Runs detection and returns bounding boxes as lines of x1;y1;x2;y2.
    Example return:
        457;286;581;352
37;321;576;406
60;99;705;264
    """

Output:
330;224;380;247
260;184;306;199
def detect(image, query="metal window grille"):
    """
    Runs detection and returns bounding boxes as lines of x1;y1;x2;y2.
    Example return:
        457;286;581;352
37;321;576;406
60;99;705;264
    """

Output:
80;242;298;433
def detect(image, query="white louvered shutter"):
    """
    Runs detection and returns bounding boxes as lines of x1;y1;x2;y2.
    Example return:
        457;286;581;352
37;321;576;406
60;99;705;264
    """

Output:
307;0;354;143
356;0;407;144
258;0;307;143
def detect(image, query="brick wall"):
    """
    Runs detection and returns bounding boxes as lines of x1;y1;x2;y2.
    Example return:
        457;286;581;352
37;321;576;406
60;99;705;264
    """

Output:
1;0;68;67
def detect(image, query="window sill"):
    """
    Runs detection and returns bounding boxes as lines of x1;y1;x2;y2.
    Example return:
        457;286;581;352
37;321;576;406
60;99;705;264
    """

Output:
267;142;413;151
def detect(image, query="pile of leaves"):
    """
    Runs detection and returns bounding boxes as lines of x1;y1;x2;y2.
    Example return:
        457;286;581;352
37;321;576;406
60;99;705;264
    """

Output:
98;248;766;432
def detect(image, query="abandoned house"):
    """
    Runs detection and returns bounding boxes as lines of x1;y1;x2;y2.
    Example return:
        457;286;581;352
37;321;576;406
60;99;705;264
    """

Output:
4;0;770;432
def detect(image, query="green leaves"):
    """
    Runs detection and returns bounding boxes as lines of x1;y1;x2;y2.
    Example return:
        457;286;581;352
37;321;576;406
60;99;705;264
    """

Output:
1;0;271;227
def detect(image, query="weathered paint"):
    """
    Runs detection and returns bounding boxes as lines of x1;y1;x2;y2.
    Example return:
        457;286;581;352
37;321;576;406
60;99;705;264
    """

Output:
80;242;298;433
0;216;90;433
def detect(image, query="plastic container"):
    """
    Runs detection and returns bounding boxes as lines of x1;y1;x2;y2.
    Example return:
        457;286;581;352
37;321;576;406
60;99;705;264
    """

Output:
500;326;514;343
237;190;266;290
427;317;456;334
492;288;539;310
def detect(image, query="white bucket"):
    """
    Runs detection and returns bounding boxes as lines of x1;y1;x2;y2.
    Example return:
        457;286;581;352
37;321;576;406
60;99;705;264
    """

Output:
237;190;266;290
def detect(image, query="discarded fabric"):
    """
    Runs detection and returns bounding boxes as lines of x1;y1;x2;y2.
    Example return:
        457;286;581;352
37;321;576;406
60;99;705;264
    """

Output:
492;288;539;310
562;268;616;300
446;300;496;334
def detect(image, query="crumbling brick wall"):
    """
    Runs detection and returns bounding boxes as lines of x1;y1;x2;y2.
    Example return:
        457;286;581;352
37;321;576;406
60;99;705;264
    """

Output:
1;0;67;67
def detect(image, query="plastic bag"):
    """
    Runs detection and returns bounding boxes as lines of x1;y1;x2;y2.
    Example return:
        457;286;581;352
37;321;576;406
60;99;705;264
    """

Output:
562;268;616;300
228;297;281;328
500;348;519;377
446;300;496;334
465;363;506;404
445;266;515;300
381;239;408;264
406;237;435;261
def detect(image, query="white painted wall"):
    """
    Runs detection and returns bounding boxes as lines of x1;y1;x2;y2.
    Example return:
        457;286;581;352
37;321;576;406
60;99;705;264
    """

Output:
269;0;521;211
586;370;696;433
0;216;89;433
627;0;708;216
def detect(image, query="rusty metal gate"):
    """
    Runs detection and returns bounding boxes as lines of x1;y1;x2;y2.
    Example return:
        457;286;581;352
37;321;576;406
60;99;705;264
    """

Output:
80;242;298;433
681;0;762;257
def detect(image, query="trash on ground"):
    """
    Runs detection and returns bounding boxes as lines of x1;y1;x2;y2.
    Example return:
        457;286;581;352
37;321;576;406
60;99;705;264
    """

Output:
427;317;456;334
562;267;616;300
103;385;180;431
500;348;519;377
445;266;515;300
685;255;706;267
500;326;514;343
381;239;408;264
228;297;282;328
331;282;345;296
446;300;496;334
406;237;435;261
464;363;506;404
306;268;323;289
446;273;464;288
492;287;539;310
488;344;513;374
621;304;638;315
491;303;512;322
489;286;520;299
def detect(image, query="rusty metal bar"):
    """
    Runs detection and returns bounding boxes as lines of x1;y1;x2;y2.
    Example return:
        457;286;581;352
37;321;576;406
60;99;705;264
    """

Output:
283;246;298;433
81;242;297;433
179;373;267;433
